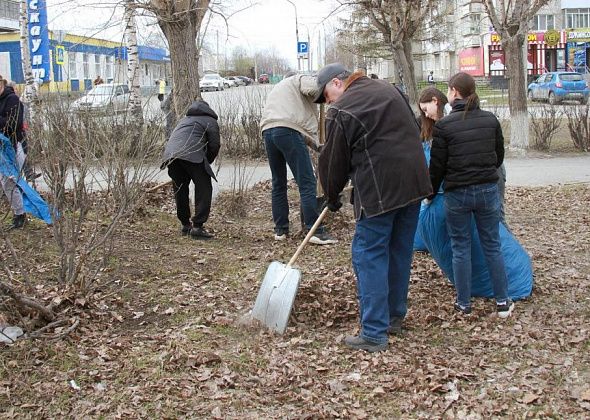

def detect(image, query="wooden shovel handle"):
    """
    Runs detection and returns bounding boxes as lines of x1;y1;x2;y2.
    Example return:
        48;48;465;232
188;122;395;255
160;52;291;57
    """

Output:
287;206;329;268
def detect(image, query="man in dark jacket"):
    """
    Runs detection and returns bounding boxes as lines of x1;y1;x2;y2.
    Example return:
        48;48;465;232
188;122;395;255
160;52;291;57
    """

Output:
0;78;26;229
315;63;432;352
161;100;220;239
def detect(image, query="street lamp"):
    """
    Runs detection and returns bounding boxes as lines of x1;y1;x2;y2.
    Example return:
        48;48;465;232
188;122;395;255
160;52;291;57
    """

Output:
284;0;301;71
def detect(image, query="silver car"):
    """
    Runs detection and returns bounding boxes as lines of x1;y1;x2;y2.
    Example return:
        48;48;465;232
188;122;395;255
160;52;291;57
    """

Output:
72;83;130;113
200;74;224;92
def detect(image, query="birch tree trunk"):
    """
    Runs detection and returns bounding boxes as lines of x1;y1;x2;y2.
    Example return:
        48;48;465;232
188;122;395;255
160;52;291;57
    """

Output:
19;0;38;119
124;0;143;126
502;34;529;152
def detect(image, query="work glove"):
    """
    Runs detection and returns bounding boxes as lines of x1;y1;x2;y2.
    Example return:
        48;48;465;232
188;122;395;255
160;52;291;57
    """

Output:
327;199;342;212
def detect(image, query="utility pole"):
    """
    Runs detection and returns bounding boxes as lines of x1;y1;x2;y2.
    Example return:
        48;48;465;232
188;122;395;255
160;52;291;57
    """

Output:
285;0;300;71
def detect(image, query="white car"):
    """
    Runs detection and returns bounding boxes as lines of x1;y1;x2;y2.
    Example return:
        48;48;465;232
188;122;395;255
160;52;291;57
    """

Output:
223;77;236;88
227;76;244;86
200;74;224;92
72;83;130;113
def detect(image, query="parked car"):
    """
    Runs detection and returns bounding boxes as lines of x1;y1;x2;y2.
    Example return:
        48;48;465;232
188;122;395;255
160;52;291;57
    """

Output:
223;77;236;88
72;83;130;114
227;76;244;86
200;73;224;92
237;76;252;86
258;73;270;84
527;72;589;105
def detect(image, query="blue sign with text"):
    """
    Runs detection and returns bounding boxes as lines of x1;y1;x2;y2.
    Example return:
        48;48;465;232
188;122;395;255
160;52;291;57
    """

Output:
27;0;50;82
297;42;309;54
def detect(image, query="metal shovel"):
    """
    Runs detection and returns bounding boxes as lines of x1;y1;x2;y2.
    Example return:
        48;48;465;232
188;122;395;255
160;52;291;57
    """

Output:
251;206;329;334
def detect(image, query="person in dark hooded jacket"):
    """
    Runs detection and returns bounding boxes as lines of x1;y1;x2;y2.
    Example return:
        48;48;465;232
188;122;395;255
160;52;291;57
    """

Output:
161;100;220;239
0;77;27;229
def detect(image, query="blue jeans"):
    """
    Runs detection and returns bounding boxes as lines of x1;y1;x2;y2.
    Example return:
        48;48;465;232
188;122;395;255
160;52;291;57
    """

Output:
444;183;509;307
351;203;420;344
263;127;322;234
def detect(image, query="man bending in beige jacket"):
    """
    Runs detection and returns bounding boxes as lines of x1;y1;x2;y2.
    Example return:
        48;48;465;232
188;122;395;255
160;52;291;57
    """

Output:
260;73;336;245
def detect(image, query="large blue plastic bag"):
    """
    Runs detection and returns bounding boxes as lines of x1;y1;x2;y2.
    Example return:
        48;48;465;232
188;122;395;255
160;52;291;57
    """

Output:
419;194;533;300
413;142;431;251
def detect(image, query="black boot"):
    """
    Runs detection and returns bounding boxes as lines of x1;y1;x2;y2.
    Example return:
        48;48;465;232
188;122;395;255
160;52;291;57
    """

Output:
10;214;26;229
190;226;213;240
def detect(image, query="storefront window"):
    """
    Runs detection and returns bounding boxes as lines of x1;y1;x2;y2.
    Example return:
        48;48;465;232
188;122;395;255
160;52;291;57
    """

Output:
105;56;113;80
83;53;89;79
68;52;77;79
94;55;101;76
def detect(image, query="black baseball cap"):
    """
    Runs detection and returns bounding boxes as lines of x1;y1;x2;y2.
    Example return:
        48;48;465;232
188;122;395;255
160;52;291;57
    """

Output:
313;62;348;103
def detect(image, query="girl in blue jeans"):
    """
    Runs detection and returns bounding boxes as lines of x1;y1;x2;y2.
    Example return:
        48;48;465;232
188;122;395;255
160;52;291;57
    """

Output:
427;72;514;318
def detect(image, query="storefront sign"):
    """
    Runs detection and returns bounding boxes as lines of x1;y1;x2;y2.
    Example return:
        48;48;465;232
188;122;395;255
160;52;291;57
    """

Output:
491;32;544;44
459;47;484;76
544;29;560;47
28;0;50;82
567;28;590;43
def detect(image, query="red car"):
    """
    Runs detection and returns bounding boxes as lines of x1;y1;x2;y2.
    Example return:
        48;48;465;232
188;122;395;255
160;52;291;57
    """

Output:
258;74;269;84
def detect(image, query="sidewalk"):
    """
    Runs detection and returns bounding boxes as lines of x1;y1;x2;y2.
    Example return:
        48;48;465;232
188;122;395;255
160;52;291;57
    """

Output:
504;154;590;186
33;154;590;197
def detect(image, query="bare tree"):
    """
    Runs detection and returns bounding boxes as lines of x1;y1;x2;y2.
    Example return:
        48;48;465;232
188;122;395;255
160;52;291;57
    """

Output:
339;0;447;105
138;0;210;118
19;0;39;117
479;0;550;151
125;0;144;126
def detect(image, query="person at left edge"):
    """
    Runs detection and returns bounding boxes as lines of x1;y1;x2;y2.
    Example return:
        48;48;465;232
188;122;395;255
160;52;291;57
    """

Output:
315;63;432;352
161;100;220;239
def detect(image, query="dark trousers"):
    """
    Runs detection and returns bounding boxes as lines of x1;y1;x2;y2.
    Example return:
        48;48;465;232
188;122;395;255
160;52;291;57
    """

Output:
167;159;212;227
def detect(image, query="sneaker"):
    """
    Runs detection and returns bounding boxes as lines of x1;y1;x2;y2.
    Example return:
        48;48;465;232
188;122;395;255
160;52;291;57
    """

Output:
10;214;26;230
180;224;192;236
190;226;213;240
496;300;515;319
274;231;288;241
454;302;472;315
388;317;403;335
344;335;388;353
309;232;337;245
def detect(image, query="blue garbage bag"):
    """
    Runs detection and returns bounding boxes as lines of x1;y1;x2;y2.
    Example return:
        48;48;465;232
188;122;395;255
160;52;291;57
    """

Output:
0;134;53;224
419;194;533;300
413;142;431;251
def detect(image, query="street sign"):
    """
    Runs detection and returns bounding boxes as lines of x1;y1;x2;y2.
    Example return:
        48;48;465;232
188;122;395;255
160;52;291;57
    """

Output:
55;45;65;65
297;42;309;59
297;42;308;54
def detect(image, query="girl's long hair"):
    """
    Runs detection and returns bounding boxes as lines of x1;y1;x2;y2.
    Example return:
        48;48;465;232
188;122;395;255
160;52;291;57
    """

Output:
418;87;448;140
448;72;479;116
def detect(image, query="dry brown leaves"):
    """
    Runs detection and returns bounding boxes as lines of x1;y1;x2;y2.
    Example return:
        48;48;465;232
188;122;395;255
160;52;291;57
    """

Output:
0;183;589;418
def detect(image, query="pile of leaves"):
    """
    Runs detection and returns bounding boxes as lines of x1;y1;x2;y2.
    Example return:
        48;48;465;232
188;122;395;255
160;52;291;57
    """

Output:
1;183;589;417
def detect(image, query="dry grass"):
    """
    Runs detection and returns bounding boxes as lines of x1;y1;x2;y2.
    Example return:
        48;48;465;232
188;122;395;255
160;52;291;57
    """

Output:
0;182;589;418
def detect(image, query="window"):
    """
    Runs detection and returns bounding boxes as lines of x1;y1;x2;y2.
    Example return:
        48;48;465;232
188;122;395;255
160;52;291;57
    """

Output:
565;8;590;29
83;53;89;79
530;14;554;31
94;55;101;76
68;52;77;79
105;56;113;80
469;14;480;34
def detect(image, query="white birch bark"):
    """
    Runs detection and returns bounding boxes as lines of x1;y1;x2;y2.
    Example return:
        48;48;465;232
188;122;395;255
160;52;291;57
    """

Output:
19;0;38;119
124;0;143;125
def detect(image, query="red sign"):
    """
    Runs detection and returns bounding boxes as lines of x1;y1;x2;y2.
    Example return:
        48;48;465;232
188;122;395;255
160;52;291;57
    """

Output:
459;47;484;76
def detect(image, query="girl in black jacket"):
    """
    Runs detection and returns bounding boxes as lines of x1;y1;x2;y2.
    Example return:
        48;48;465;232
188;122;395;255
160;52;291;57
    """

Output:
428;72;514;318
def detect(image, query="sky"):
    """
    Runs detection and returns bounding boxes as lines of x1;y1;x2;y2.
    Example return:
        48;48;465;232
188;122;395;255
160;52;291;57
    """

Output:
45;0;346;69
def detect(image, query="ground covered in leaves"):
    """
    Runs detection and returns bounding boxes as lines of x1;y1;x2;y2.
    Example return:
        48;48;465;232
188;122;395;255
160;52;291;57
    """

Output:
1;181;589;418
